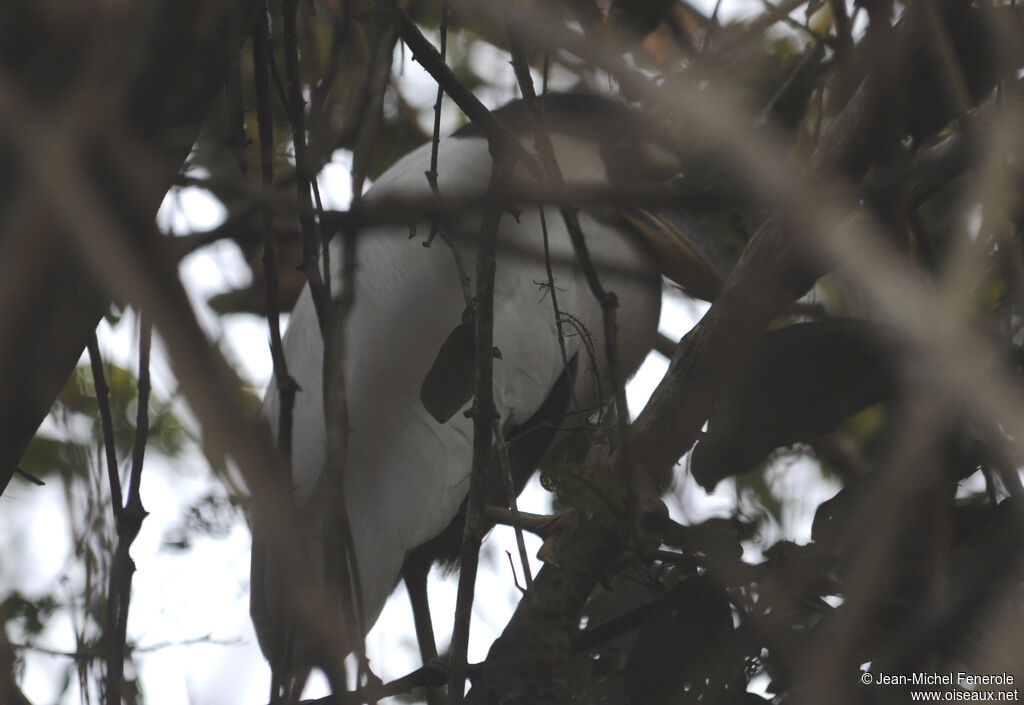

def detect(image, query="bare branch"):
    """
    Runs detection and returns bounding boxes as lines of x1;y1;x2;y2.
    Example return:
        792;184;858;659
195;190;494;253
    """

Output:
86;334;123;516
446;122;515;705
283;0;331;327
103;316;151;705
253;3;298;470
386;2;542;178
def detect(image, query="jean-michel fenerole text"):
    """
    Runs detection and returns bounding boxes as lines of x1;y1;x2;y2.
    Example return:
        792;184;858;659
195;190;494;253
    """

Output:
872;672;1015;687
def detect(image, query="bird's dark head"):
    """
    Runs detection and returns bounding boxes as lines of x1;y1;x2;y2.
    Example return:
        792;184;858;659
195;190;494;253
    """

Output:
452;92;682;187
454;92;726;300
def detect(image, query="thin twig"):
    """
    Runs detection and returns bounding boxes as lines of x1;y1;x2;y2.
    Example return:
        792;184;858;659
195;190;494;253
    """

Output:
309;9;349;125
502;16;575;590
538;208;590;422
703;0;809;60
173;178;690;253
375;5;525;700
13;634;241;659
253;2;299;469
283;0;331;327
86;334;122;516
445;125;516;705
387;2;542;179
313;179;332;300
425;0;449;202
224;52;250;175
85;330;130;705
483;505;562;537
253;10;304;698
289;663;454;704
321;16;399;702
702;0;725;52
103;315;151;705
492;419;533;589
417;8;456;703
419;0;473;306
126;317;151;518
12;468;44;486
505;13;635;512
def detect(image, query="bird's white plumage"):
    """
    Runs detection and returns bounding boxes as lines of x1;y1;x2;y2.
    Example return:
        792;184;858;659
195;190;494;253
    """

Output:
253;125;662;662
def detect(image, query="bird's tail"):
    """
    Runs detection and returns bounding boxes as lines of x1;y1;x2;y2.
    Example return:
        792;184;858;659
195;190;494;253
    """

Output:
268;633;311;705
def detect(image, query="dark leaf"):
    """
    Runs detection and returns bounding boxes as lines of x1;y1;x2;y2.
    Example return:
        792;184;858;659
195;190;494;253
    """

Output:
207;287;267;316
624;577;735;704
0;592;58;637
162;492;241;551
651;514;747;560
692;319;897;490
610;0;677;37
539;425;593;472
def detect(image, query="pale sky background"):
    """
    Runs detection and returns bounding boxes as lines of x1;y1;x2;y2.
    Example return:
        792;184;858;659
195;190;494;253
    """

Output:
2;1;848;702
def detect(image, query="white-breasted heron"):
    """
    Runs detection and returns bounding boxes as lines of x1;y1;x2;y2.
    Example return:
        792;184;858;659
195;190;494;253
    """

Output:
250;92;724;698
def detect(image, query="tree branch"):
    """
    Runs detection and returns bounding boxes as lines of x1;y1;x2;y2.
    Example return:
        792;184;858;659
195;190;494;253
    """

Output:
446;125;516;705
283;0;331;327
0;0;263;496
385;1;542;178
86;334;123;517
253;2;298;470
0;69;351;693
103;316;151;705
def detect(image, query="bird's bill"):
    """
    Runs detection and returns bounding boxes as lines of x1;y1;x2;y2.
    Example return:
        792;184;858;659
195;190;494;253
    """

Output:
617;206;727;302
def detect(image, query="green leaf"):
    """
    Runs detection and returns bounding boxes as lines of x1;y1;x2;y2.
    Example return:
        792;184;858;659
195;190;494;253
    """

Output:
19;436;91;481
540;462;626;514
24;362;191;482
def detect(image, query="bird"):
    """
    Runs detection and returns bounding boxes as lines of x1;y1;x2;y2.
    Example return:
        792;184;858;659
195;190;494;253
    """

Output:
249;92;725;698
